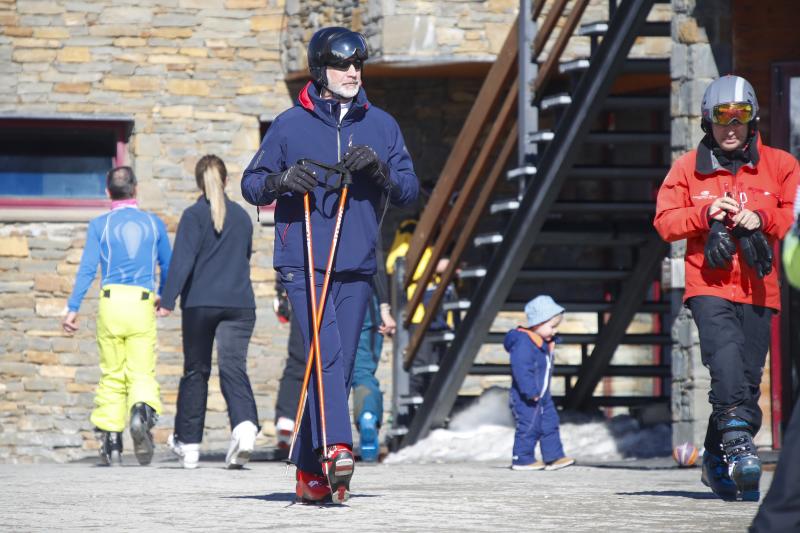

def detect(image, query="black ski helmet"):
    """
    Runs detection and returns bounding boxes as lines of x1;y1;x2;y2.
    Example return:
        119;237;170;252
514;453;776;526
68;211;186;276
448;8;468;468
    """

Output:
307;27;368;88
700;75;759;134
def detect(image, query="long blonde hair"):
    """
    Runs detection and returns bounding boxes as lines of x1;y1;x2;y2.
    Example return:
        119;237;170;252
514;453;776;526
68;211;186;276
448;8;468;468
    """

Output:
195;155;227;234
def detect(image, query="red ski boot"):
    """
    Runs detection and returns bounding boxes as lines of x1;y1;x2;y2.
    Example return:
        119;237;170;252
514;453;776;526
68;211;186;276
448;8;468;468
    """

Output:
323;444;354;504
295;469;331;503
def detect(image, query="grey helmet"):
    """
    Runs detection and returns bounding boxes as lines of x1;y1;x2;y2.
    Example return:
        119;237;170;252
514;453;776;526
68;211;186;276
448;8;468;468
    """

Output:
701;75;759;132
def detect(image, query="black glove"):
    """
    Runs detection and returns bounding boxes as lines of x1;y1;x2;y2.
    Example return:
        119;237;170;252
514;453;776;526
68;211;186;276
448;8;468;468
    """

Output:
734;227;773;278
265;164;317;195
273;283;291;323
342;145;391;189
705;220;737;269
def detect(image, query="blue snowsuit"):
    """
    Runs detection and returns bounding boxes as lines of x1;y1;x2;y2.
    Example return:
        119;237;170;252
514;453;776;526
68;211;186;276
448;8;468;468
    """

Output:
241;81;418;475
506;327;566;465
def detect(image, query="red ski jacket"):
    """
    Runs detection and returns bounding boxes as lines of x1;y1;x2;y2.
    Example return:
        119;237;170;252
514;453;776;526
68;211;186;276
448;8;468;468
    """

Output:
654;136;800;310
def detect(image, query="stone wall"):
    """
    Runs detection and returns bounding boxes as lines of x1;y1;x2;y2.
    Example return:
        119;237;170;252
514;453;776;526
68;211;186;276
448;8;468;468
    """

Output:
0;0;294;463
282;0;671;74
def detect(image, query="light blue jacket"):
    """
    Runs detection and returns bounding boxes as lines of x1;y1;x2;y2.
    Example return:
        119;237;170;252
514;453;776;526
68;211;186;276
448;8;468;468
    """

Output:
67;206;171;311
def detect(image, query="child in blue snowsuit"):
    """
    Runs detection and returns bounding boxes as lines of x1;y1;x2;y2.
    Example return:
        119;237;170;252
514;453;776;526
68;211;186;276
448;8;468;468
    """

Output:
506;295;574;471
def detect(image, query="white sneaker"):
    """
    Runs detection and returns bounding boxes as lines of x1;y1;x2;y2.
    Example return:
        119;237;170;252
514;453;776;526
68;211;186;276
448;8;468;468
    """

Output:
168;434;200;469
226;421;258;469
275;417;295;450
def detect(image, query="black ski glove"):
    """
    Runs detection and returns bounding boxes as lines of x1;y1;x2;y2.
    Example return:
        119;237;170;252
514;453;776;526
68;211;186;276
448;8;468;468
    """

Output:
342;145;391;189
705;220;737;269
265;163;317;195
734;227;773;278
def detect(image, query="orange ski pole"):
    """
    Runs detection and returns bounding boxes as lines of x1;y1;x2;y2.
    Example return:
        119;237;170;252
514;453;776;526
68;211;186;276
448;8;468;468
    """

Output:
287;165;351;463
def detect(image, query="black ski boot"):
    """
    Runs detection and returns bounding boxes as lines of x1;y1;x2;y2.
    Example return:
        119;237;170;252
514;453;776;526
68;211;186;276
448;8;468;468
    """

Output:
722;431;761;501
129;403;157;466
700;450;737;501
97;430;123;466
322;444;354;504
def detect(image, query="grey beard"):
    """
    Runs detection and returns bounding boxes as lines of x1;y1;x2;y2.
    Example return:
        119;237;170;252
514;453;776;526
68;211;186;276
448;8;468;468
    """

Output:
327;80;359;100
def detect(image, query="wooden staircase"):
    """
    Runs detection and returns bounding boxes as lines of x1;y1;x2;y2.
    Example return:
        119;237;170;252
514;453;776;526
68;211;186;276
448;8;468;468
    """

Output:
389;0;672;447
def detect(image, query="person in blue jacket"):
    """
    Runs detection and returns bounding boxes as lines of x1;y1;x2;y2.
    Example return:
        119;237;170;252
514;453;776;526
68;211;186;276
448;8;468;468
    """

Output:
62;166;171;467
241;26;418;504
506;295;574;471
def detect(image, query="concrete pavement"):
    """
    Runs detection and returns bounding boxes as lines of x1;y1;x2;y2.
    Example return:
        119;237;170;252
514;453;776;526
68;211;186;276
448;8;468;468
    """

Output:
0;456;768;532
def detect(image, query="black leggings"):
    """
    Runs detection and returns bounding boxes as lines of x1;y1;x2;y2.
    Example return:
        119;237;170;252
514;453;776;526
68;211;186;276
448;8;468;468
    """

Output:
274;313;306;423
175;307;258;444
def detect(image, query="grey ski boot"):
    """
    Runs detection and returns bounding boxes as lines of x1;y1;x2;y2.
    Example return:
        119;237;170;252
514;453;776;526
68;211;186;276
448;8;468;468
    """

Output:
129;403;158;466
97;430;123;466
722;431;761;502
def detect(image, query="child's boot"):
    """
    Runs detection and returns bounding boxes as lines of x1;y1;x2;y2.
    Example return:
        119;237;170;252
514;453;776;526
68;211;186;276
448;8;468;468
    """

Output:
545;456;575;471
97;430;123;466
323;444;354;504
722;431;761;501
129;402;157;466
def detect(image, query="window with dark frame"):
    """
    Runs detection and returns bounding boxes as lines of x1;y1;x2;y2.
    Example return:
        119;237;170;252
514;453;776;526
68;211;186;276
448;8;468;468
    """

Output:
0;118;132;209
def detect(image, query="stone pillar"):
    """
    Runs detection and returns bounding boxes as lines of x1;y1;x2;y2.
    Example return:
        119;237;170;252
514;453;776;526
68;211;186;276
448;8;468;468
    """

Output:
668;0;731;449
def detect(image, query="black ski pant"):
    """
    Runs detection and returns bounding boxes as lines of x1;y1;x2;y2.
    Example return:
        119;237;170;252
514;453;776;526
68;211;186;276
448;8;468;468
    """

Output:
687;296;772;453
750;396;800;532
274;313;306;423
175;306;258;444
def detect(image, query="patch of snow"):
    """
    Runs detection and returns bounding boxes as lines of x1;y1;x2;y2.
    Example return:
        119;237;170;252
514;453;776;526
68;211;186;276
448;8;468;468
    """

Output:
386;388;671;464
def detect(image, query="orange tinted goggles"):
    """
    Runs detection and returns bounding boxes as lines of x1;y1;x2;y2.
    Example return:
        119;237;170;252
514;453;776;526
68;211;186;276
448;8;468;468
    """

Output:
712;102;754;125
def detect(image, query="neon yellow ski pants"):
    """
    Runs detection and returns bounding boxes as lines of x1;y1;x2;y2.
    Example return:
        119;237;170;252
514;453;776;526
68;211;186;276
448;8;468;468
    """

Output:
90;284;162;432
784;231;800;290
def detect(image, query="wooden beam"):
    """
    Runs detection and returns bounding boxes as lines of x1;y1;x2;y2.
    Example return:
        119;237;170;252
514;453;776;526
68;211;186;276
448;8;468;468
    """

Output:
403;78;519;328
404;122;519;369
533;0;547;20
534;0;590;94
534;0;569;58
403;18;519;287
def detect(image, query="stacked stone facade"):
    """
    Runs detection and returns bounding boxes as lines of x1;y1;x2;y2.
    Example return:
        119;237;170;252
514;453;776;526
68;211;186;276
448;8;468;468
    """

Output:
0;0;294;463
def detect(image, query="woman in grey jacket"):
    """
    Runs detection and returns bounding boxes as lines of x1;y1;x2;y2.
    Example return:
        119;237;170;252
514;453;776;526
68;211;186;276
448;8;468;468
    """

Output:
159;154;259;469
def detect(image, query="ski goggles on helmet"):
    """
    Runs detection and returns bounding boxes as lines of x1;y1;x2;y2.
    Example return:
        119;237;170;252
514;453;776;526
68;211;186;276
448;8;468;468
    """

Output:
711;102;754;125
325;32;368;70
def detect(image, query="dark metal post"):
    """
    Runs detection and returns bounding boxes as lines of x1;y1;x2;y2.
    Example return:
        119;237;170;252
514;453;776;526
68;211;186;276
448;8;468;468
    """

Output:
389;258;411;447
518;0;538;168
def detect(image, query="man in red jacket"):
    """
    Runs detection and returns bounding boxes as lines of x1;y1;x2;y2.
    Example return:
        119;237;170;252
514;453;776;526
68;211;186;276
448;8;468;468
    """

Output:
655;75;799;501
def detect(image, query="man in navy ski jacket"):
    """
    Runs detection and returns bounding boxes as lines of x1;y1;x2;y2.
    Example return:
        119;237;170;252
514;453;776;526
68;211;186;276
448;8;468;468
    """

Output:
242;26;418;503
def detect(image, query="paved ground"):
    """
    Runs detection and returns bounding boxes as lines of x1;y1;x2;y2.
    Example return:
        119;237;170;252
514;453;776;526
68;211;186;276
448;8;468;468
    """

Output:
0;454;768;532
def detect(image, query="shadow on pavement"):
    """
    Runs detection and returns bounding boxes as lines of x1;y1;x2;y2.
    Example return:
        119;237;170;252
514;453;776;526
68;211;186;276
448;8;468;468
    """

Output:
225;492;381;503
616;490;719;500
227;492;296;502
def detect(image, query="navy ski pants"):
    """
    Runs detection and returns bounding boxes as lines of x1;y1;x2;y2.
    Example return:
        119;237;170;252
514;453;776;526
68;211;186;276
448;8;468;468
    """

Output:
510;394;565;465
687;296;772;452
279;266;371;475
